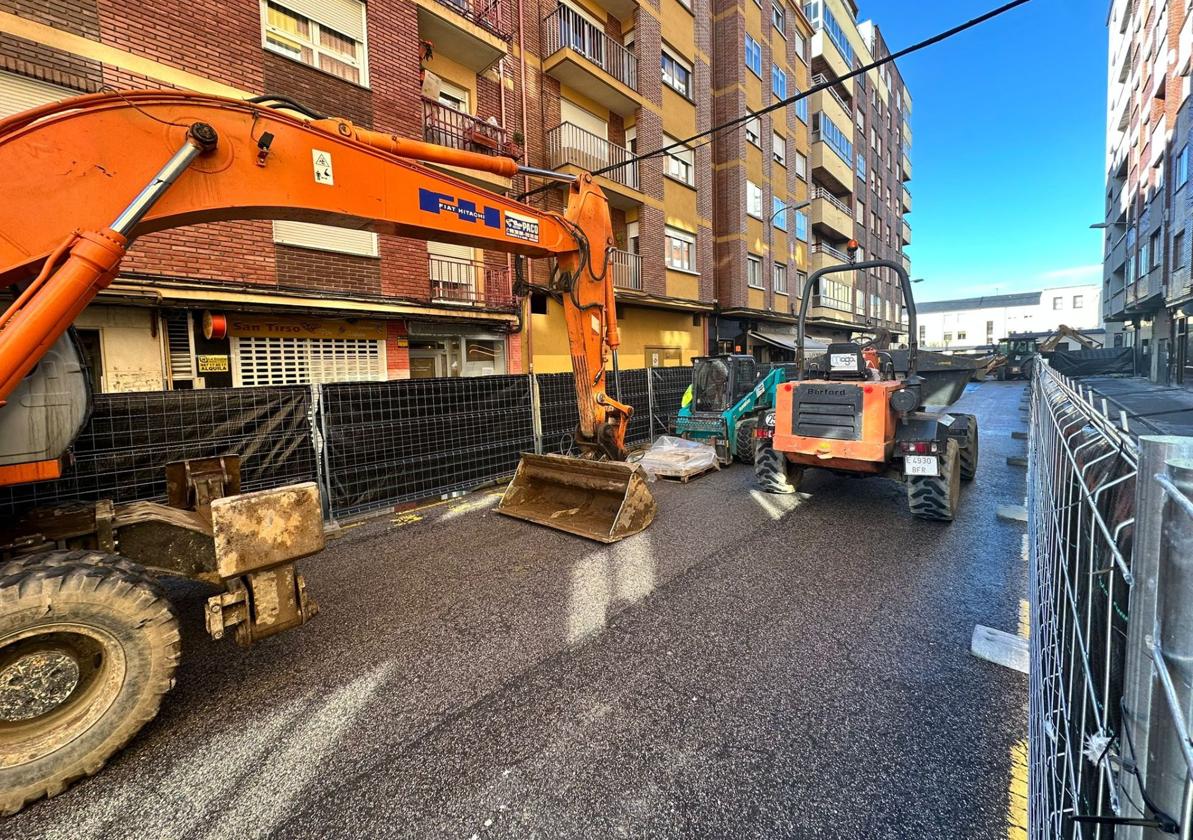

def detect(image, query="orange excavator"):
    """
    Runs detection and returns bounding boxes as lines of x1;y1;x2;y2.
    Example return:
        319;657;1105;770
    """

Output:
0;90;654;813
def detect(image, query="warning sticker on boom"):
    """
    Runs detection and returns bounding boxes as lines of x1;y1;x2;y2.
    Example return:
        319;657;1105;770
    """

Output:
312;150;334;185
505;211;539;243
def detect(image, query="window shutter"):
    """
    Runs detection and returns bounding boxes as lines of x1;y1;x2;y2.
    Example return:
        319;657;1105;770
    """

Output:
233;336;384;386
273;221;379;256
165;312;196;383
273;0;366;40
0;71;70;117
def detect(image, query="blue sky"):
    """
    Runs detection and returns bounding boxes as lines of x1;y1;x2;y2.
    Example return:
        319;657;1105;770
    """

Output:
857;0;1107;302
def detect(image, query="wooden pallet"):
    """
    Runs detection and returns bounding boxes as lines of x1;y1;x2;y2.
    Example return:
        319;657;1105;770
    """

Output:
654;462;719;483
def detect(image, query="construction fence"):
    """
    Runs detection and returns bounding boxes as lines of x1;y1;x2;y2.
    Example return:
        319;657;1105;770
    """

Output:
0;366;695;524
1028;360;1193;839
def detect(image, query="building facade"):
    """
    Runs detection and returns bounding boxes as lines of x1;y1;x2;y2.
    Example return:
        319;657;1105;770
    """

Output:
915;284;1104;352
1102;0;1193;385
1;0;909;389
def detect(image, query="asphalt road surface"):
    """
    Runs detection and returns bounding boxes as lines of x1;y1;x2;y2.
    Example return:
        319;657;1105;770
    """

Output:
6;381;1030;840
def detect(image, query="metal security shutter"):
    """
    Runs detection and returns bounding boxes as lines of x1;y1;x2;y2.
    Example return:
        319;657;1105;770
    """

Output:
164;311;197;385
233;336;384;386
272;0;366;41
0;72;71;117
273;221;379;256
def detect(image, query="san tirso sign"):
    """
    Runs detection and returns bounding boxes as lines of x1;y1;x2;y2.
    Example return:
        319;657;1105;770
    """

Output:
204;311;386;341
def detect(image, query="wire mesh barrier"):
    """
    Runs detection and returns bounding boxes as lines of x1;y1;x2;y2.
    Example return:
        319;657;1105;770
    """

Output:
1028;360;1193;839
319;375;533;519
0;387;316;518
647;366;693;438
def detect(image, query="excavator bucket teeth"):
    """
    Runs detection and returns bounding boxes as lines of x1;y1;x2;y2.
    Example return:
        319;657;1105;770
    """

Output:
496;453;656;543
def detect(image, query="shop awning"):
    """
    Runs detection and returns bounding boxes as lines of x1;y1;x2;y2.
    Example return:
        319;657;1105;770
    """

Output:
749;330;828;352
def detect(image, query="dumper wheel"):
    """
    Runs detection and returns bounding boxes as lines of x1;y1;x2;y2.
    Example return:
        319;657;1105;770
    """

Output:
755;437;801;494
735;418;758;463
0;550;180;816
907;439;961;522
951;414;979;481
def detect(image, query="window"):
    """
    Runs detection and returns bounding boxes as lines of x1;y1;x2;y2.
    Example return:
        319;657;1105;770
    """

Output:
793;86;807;122
919;324;926;343
856;109;864;132
986;320;994;344
772;66;787;100
813;111;852;164
793;32;806;61
802;1;854;65
747;253;763;288
957;331;967;341
943;332;953;343
261;0;368;85
794;151;807;178
665;226;696;271
274;221;379;256
1072;295;1084;309
796;271;807;296
772;197;788;230
661;49;692;97
856;155;866;180
772;0;785;35
1150;229;1163;269
1178;145;1190;189
747;180;763;218
1175;230;1186;268
745;115;761;146
774;261;788;294
1052;296;1063;310
744;34;762;77
855;199;865;224
663;134;694;186
1139;238;1150;274
794;209;808;241
772;131;786;166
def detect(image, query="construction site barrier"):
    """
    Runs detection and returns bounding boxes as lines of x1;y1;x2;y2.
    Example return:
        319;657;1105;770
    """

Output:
1028;360;1193;839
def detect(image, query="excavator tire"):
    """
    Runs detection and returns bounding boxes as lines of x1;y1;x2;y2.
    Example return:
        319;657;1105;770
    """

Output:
907;439;961;522
735;418;758;463
950;414;979;481
0;551;180;816
755;436;801;494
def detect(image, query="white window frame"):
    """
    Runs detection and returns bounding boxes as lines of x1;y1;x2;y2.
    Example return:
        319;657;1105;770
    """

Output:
746;180;763;218
772;66;787;99
794;151;807;178
773;261;787;294
661;48;693;98
260;0;370;87
772;0;786;37
747;253;763;289
663;134;695;186
745;115;761;147
772;196;788;231
745;34;762;77
772;130;786;166
665;226;697;272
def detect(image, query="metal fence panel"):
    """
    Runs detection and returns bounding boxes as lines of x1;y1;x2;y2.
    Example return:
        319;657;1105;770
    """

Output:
0;387;315;518
1028;361;1193;839
320;374;534;519
648;366;692;438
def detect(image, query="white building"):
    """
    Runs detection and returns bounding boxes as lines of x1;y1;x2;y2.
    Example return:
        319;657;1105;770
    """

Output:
915;284;1103;352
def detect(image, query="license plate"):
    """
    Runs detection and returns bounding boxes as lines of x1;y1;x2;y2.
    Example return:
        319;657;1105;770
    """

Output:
904;455;938;476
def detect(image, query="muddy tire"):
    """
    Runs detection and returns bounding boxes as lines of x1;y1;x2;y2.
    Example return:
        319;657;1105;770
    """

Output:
735;418;758;463
907;439;961;522
951;414;979;481
0;551;180;815
755;436;801;494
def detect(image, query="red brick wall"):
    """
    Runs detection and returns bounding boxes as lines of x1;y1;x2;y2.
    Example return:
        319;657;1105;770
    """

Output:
275;244;381;296
386;319;410;378
0;0;102;90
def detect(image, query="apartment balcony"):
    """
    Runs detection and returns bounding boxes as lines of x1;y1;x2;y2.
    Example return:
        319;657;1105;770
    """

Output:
901;186;912;213
900;220;911;245
808;242;857;284
416;0;509;72
808;31;853;98
610;248;642;291
429;257;516;310
902;119;912;147
812;74;852;112
546;122;642;209
1125;268;1167;315
541;5;641;116
810;88;851;142
811;186;853;240
900;253;911;275
1104;286;1127;322
900;153;912;182
423;98;512;157
811;129;854;194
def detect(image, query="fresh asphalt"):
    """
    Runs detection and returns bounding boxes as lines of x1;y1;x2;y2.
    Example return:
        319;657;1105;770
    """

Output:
5;381;1030;840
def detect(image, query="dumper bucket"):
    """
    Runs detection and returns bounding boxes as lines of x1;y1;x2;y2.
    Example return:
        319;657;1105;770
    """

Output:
496;453;657;543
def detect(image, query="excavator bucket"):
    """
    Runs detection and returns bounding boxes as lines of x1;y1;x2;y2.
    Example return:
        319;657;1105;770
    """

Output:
496;453;657;543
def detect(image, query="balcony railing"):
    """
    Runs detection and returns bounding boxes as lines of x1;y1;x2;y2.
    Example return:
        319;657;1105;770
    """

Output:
546;122;639;190
812;74;851;112
812;185;851;215
423;98;511;158
610;248;642;290
432;0;510;39
811;242;848;262
542;5;638;91
812;294;853;313
429;257;515;309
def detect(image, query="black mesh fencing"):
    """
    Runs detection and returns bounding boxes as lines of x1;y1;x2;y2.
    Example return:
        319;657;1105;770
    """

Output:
0;387;315;519
536;372;582;456
647;366;693;438
320;375;534;519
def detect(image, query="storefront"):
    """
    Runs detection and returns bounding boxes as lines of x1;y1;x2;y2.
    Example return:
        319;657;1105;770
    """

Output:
406;322;508;378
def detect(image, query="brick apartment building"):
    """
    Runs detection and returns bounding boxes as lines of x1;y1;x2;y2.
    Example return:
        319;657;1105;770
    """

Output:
1102;0;1193;386
0;0;909;390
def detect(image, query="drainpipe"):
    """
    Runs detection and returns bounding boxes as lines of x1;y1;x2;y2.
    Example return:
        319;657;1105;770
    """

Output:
517;0;534;373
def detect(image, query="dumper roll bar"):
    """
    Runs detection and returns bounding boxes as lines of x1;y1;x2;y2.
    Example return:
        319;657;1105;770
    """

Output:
795;259;918;380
